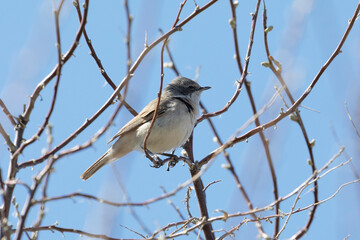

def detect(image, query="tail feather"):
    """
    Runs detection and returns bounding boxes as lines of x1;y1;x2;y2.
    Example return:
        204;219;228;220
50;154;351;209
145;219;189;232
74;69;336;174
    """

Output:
81;151;111;180
81;134;135;180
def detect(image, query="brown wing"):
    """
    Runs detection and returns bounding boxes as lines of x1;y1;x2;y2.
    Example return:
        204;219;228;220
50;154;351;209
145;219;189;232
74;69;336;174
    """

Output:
107;97;170;144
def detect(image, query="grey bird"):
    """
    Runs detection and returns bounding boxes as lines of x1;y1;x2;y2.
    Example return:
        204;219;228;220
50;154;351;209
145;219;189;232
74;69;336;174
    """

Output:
81;76;210;180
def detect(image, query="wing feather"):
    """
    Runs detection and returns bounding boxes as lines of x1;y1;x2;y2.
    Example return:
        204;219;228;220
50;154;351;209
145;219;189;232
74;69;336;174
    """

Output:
107;98;169;144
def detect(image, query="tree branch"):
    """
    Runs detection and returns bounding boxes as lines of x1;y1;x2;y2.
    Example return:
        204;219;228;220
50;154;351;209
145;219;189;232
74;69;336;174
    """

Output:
17;0;219;170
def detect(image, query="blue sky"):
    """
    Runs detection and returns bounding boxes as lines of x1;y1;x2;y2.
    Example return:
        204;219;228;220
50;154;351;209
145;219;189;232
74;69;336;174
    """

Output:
1;0;360;239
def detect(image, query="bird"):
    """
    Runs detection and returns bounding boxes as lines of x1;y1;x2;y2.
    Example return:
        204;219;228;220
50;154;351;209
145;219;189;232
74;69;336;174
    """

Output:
80;76;210;180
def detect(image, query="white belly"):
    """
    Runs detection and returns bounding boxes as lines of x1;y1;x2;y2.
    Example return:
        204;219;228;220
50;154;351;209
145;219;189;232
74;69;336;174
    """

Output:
134;100;196;153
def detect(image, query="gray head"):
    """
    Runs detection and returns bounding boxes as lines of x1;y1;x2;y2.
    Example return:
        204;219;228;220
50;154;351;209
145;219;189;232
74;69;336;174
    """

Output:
164;77;210;99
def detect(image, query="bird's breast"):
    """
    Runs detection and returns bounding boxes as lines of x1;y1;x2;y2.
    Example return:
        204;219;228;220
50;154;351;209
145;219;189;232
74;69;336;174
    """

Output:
135;99;197;153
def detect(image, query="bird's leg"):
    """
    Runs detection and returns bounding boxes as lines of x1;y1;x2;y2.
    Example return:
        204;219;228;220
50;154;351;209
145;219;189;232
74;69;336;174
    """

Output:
157;151;178;170
166;150;178;171
146;149;193;170
144;149;163;168
159;150;193;171
160;152;177;158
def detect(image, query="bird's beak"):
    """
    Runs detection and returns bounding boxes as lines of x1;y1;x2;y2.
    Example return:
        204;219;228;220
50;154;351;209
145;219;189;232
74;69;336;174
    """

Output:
200;86;211;91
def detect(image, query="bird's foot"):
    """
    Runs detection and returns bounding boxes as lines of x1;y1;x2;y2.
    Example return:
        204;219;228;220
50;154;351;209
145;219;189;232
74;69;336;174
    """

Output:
146;150;163;168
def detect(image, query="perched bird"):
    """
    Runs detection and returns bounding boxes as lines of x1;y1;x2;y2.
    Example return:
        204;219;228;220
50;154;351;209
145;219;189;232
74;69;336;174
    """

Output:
81;76;210;180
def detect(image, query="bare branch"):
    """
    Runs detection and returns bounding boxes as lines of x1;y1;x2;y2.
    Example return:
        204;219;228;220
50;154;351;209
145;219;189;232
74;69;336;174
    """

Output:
202;180;221;192
0;99;16;127
112;166;151;235
345;102;360;138
185;187;193;218
183;135;215;240
262;1;319;236
0;123;16;152
199;0;360;168
23;225;131;240
18;0;219;170
124;0;133;73
228;0;279;235
11;0;90;163
143;0;187;163
74;0;138;117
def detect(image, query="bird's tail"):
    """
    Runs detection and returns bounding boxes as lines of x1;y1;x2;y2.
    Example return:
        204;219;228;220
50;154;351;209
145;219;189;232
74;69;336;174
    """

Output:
81;135;135;180
80;150;112;180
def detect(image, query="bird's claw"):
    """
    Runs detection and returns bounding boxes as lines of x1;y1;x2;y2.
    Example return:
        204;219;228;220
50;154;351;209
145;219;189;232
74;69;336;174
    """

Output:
150;155;163;168
166;157;179;171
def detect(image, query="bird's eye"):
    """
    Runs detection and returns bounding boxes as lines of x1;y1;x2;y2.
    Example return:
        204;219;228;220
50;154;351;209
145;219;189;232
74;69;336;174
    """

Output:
188;85;196;90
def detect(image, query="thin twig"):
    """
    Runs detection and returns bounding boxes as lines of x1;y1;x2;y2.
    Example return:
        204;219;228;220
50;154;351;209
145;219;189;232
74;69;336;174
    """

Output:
18;0;218;170
161;186;186;220
0;99;16;126
162;9;267;235
31;124;54;237
228;0;278;235
124;0;133;73
344;102;360;138
0;123;16;152
143;0;187;163
217;222;242;240
33;166;211;207
23;225;131;240
330;125;360;181
1;2;89;233
202;180;221;192
29;149;353;240
185;187;193;218
13;1;66;238
161;185;203;239
293;179;360;214
199;0;360;168
262;0;321;236
53;98;124;160
74;0;137;117
143;41;165;162
10;0;89;164
119;224;146;239
183;135;215;240
159;28;181;76
206;151;353;224
112;166;152;235
232;86;282;137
